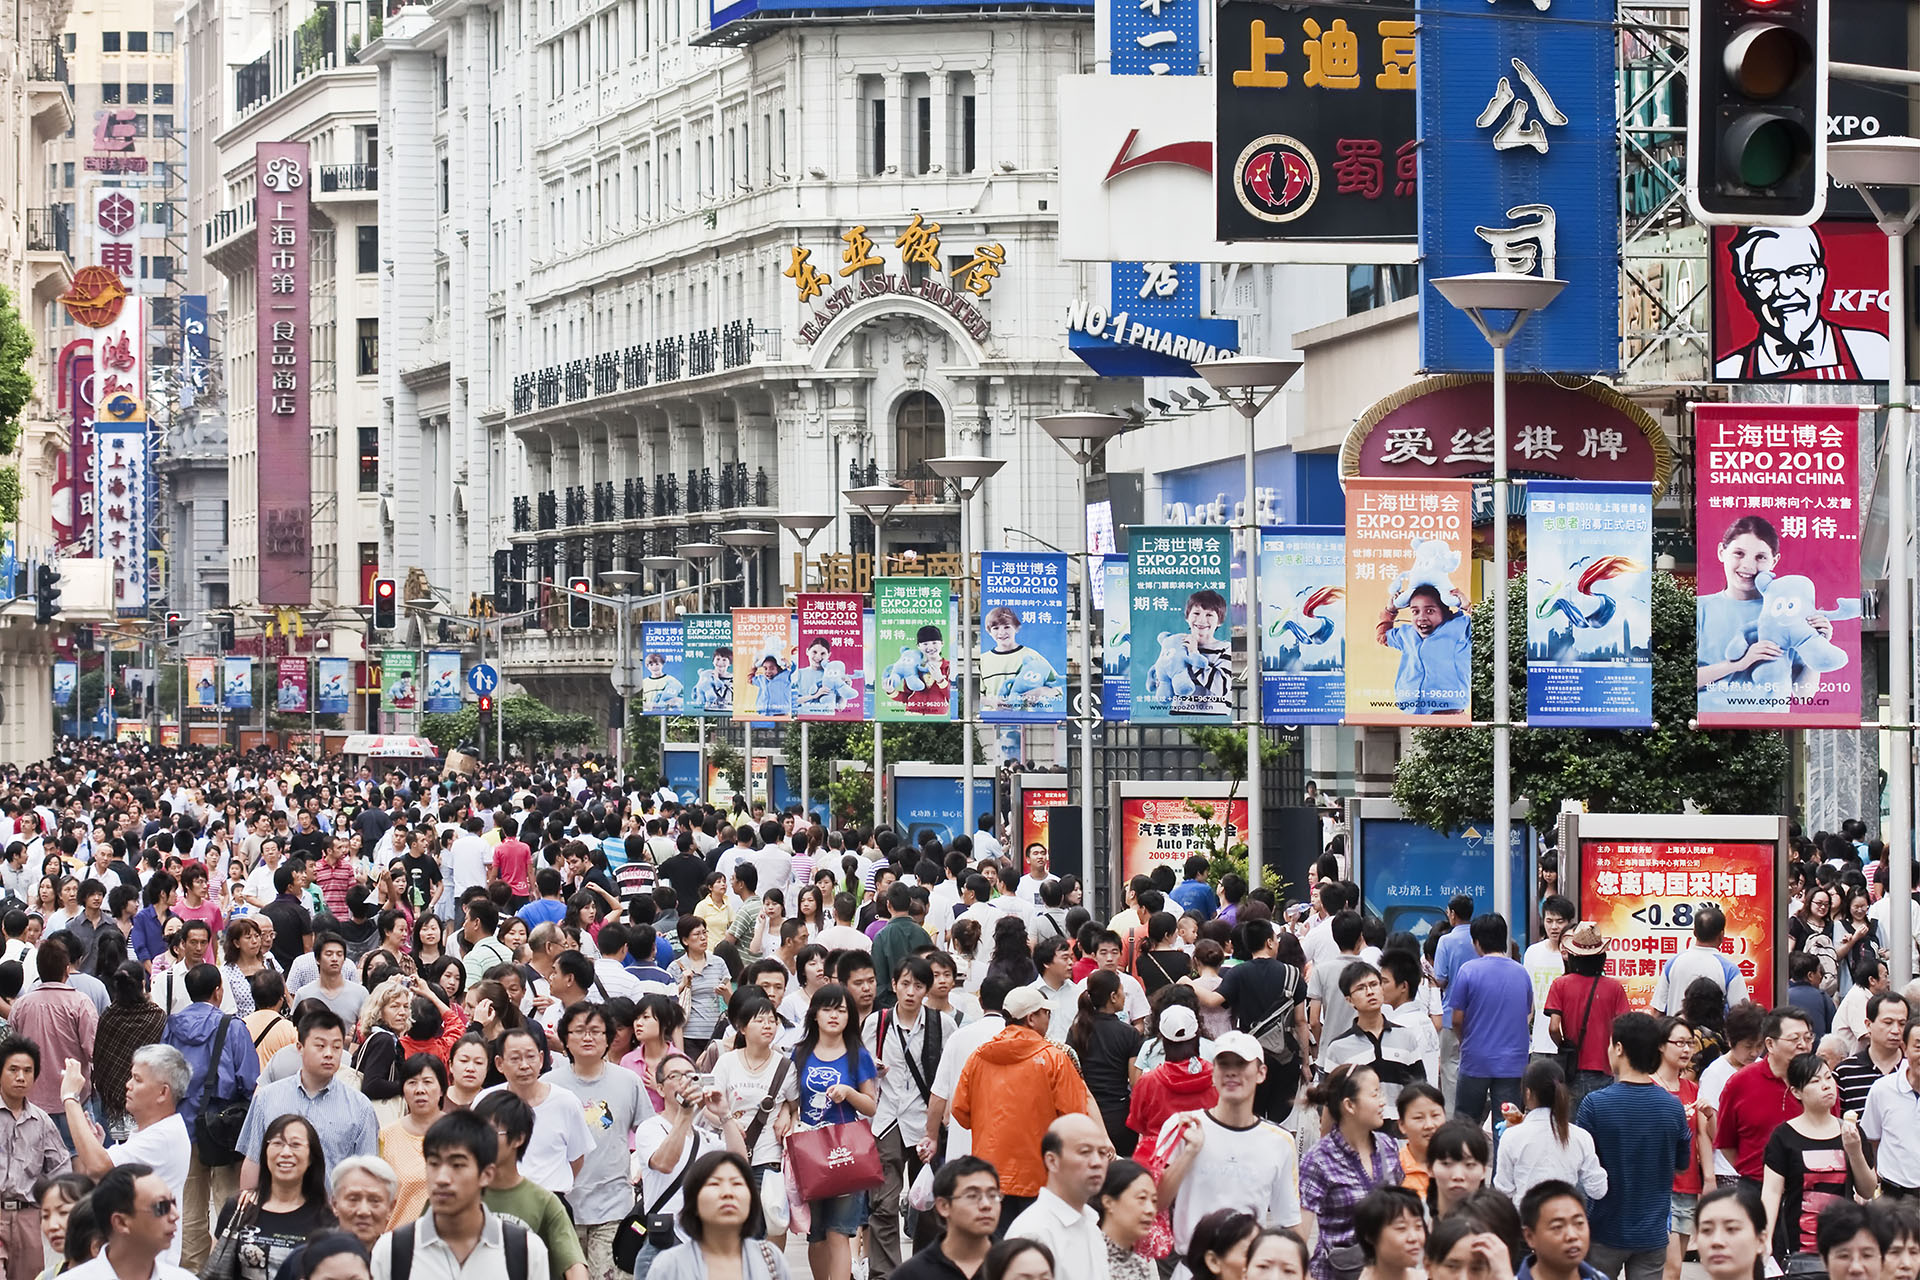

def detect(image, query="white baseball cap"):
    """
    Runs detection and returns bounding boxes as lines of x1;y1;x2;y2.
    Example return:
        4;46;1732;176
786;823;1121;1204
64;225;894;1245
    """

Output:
1160;1005;1199;1043
1213;1030;1263;1063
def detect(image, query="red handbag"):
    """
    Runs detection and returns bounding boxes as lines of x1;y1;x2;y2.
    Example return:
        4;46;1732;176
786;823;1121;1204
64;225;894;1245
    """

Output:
785;1120;885;1201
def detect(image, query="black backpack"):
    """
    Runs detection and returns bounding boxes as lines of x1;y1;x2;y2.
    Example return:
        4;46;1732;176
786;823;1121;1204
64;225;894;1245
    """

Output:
390;1218;529;1280
192;1015;259;1168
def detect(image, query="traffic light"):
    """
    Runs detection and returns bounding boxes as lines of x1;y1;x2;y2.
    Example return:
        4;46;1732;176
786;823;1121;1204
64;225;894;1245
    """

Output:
372;576;397;630
478;694;493;714
164;611;182;641
35;563;59;625
1686;0;1829;226
215;615;236;651
568;576;592;629
494;550;511;615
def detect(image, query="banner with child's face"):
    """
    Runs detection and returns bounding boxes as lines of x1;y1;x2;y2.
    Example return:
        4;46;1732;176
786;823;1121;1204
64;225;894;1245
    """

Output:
979;552;1070;724
639;621;687;715
1344;478;1474;726
796;594;866;721
876;578;954;722
731;609;796;722
1693;404;1862;728
1127;526;1234;723
682;614;734;718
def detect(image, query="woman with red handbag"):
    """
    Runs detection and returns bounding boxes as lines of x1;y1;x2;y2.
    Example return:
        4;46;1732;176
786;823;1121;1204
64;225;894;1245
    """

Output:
786;981;880;1280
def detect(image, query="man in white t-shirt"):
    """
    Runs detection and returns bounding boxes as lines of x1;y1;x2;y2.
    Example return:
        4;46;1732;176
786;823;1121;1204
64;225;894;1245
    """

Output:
814;892;875;952
925;979;1011;1159
445;817;492;909
1524;896;1574;1060
60;1047;194;1266
1153;1032;1302;1277
483;1027;594;1194
632;1056;731;1264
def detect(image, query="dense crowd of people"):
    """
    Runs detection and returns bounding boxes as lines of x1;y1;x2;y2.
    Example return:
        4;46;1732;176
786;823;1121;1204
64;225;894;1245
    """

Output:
0;740;1913;1280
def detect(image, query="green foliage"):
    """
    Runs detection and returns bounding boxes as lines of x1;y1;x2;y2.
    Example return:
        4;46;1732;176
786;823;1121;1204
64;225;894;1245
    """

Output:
420;693;596;757
0;285;32;457
0;467;22;527
791;719;965;828
1189;799;1292;902
1183;724;1290;782
1392;572;1789;831
295;9;331;71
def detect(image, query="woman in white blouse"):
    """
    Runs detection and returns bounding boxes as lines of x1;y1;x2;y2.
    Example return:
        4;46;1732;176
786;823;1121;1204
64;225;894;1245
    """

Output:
1490;1059;1609;1205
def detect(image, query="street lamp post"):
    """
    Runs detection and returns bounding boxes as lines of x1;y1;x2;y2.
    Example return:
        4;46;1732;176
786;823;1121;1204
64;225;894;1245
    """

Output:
1038;414;1130;911
1193;357;1303;893
1430;271;1567;931
925;456;1006;844
643;556;688;795
718;527;779;810
677;541;726;789
601;569;643;780
777;512;837;824
846;483;913;828
1830;137;1920;985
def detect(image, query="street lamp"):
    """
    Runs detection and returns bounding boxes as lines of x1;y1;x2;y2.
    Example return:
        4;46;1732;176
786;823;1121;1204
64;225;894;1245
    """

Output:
678;541;726;612
718;527;780;811
1830;136;1920;985
1430;270;1567;931
1038;413;1130;909
1194;357;1302;894
601;569;643;779
779;511;840;824
846;482;913;828
927;455;1007;843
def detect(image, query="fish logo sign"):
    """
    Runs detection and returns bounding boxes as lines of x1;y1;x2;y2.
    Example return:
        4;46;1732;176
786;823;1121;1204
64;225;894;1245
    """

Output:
1232;135;1319;224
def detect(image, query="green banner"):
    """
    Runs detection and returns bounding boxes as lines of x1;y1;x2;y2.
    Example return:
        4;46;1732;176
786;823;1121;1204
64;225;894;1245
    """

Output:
380;648;420;712
874;577;953;722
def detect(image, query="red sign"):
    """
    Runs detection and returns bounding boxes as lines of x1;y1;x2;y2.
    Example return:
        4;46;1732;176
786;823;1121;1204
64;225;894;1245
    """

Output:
1712;222;1891;384
1019;786;1070;862
1117;795;1248;885
256;142;312;605
1343;376;1673;497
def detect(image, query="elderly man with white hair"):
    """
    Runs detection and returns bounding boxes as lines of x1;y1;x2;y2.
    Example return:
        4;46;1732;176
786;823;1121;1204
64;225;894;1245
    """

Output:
267;1155;402;1280
59;1043;194;1265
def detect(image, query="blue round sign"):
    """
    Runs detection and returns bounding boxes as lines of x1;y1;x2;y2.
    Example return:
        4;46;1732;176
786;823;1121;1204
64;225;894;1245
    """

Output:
466;663;498;696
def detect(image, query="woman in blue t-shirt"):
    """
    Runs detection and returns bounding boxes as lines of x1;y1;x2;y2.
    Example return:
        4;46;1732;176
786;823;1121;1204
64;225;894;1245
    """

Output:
789;981;879;1280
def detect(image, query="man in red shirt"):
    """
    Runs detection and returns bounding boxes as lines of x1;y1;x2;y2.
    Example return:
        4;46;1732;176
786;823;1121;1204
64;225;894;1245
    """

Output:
491;813;534;908
312;835;358;920
1714;1006;1814;1183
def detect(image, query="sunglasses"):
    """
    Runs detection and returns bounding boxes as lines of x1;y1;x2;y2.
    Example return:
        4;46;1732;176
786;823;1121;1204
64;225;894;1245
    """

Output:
145;1197;177;1218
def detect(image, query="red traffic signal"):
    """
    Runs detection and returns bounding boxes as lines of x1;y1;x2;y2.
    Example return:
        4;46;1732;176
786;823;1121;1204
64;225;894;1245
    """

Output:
372;576;397;630
477;694;493;713
567;577;592;629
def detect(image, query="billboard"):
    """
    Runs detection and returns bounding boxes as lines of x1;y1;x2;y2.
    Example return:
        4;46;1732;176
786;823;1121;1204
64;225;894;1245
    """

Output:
979;553;1070;723
223;657;254;710
187;657;218;708
1127;526;1234;722
424;651;461;714
682;614;734;718
1344;478;1473;725
1259;527;1344;723
875;578;954;721
795;593;865;720
380;648;419;712
276;656;309;713
640;621;687;714
255;142;313;604
315;657;352;714
1356;815;1530;938
1115;793;1249;886
1101;555;1130;720
893;769;997;848
1524;482;1653;728
1711;223;1890;384
731;608;796;721
1019;781;1073;858
52;661;77;708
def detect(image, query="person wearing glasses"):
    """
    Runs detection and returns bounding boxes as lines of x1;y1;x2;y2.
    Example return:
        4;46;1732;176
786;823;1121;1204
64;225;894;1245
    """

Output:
60;1163;194;1280
892;1156;1003;1280
60;1046;192;1266
211;1115;338;1280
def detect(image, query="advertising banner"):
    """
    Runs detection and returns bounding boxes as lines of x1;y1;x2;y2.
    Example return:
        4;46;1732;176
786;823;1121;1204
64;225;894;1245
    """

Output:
979;553;1070;723
639;621;687;714
1694;404;1862;728
1357;818;1529;937
223;657;253;710
187;656;218;708
1101;555;1130;721
682;614;734;717
731;608;796;722
1019;784;1072;858
315;658;352;714
894;773;997;847
1344;477;1473;725
1525;481;1654;727
1712;223;1890;384
1579;833;1780;1009
863;608;876;720
275;656;309;713
52;661;77;708
1259;527;1345;723
1116;795;1248;886
876;578;954;722
795;593;866;720
380;648;419;713
1127;527;1233;722
255;141;313;605
93;422;149;616
424;651;462;714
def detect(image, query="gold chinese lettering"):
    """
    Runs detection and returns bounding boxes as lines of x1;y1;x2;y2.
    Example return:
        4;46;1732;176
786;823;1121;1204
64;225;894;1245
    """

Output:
1377;20;1416;90
1232;20;1288;88
1302;18;1360;89
950;243;1005;298
839;225;883;276
783;246;829;301
894;215;943;268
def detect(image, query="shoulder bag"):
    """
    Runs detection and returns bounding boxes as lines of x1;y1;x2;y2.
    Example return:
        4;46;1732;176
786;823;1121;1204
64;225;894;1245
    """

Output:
1555;974;1603;1081
194;1016;254;1168
611;1131;702;1273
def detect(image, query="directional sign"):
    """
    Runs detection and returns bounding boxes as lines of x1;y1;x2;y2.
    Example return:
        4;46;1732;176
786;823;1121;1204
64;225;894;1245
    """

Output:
466;663;498;696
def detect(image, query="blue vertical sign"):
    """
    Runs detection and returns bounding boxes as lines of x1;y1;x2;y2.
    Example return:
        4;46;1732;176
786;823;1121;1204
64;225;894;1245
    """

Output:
1417;0;1619;374
1100;556;1130;721
179;295;208;411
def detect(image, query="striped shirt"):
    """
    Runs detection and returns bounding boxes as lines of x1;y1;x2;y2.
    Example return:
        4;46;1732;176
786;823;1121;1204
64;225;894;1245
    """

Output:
1837;1045;1902;1118
1322;1018;1431;1118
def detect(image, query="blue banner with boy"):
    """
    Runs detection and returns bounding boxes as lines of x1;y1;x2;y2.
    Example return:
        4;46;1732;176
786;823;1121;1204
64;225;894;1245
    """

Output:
1259;528;1345;724
1127;527;1234;723
640;621;688;714
1525;480;1654;727
979;552;1070;723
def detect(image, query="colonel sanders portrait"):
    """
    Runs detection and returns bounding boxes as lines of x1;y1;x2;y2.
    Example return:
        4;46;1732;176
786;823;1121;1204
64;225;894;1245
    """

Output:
1715;225;1890;382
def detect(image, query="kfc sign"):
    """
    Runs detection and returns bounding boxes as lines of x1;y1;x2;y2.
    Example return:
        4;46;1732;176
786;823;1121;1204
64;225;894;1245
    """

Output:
1712;223;1891;384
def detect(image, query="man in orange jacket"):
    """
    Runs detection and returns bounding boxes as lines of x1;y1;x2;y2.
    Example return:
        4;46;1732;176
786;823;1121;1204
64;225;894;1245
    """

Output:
950;986;1109;1227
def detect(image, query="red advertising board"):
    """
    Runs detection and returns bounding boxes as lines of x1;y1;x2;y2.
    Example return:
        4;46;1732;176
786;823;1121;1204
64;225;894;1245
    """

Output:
1117;795;1248;886
1018;786;1070;862
1578;836;1781;1010
1712;222;1890;384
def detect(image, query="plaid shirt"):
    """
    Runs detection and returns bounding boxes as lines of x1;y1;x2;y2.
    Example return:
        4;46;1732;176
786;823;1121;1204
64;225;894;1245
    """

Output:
1299;1127;1402;1280
313;855;358;919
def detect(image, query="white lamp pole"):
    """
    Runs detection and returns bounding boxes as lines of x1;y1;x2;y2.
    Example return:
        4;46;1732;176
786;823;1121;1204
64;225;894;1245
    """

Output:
777;511;837;824
846;483;913;829
926;456;1007;843
719;527;779;809
599;568;642;779
1430;272;1567;930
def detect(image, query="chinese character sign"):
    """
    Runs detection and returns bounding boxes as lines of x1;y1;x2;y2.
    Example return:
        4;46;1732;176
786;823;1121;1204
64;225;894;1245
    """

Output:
179;294;209;410
1344;478;1473;725
1020;786;1072;859
682;614;734;718
380;648;419;713
979;553;1070;724
1259;527;1345;724
255;141;313;605
1580;837;1779;1009
796;594;866;722
1694;405;1863;729
1101;556;1131;721
639;622;687;714
1359;818;1529;936
52;661;77;708
276;656;310;713
54;348;94;550
1417;0;1620;374
315;658;353;714
876;578;955;722
1118;796;1248;885
223;657;254;710
1215;0;1417;244
187;657;218;708
1711;223;1891;384
732;609;796;722
1525;481;1653;728
424;651;462;715
1128;527;1234;722
92;423;149;615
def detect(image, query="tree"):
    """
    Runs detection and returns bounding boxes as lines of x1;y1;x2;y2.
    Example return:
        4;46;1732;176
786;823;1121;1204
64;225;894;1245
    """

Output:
420;693;596;758
787;718;965;828
0;285;31;527
1392;572;1789;832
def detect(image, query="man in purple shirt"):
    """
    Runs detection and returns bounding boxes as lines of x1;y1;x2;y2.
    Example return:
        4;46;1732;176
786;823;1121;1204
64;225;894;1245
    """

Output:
1449;913;1533;1125
128;871;176;968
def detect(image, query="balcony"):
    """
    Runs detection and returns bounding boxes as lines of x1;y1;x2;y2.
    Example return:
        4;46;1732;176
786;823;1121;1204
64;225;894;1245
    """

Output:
25;207;69;255
204;199;256;253
26;41;72;139
510;320;761;415
317;163;378;193
25;207;72;305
